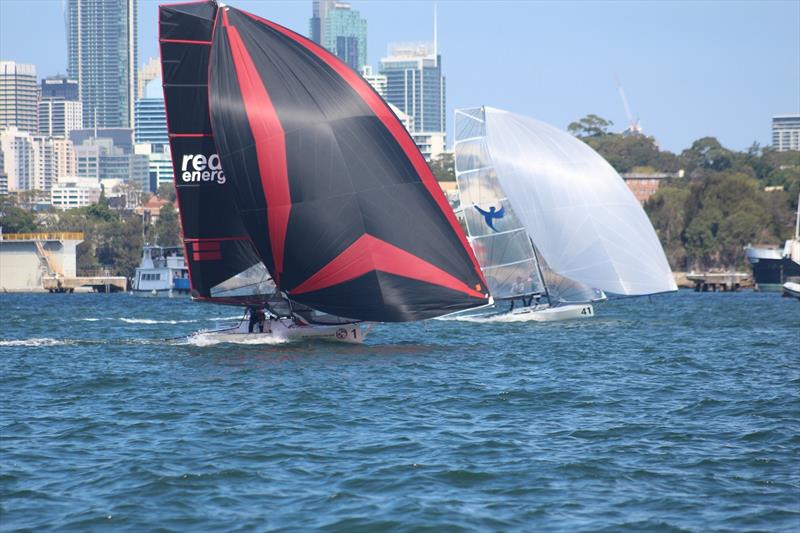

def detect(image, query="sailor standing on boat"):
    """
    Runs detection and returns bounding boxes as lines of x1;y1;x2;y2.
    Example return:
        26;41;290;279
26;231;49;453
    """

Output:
510;277;527;311
247;306;266;333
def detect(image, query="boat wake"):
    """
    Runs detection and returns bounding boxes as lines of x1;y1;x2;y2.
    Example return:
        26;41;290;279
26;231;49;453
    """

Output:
175;331;289;347
437;312;546;324
79;316;242;324
0;338;75;347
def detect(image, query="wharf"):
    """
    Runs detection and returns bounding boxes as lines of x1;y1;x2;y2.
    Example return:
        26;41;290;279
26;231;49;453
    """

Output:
686;272;752;292
42;275;127;293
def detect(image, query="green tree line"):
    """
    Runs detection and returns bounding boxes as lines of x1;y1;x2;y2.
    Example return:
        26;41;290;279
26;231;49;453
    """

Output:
569;116;799;270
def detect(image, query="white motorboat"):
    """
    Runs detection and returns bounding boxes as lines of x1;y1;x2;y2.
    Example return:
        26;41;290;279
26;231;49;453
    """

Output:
782;281;800;300
132;245;190;297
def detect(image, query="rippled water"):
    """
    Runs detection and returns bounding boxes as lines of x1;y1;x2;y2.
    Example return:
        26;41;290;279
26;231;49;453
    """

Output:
1;291;798;531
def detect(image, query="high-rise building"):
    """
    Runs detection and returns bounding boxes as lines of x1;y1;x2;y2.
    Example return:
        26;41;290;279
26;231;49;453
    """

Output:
67;0;138;129
380;42;445;135
322;2;367;70
137;57;161;100
0;127;74;191
41;76;79;100
134;78;168;146
0;128;36;190
39;99;84;138
309;0;334;44
0;147;6;195
0;61;38;134
311;1;367;70
772;114;800;152
360;65;387;98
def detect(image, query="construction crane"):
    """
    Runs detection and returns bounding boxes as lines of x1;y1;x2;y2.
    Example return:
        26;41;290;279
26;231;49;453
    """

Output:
615;75;643;136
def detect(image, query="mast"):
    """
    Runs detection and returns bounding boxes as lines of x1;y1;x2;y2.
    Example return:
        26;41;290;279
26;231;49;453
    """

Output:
531;240;551;303
795;193;799;240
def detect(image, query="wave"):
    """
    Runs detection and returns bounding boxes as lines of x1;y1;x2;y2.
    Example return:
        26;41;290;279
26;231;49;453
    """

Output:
0;338;73;347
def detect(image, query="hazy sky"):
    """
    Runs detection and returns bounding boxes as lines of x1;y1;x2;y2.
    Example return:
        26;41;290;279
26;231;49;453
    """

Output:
1;0;798;153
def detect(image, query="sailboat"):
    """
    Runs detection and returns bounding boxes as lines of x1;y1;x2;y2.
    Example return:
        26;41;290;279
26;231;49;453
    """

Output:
159;1;490;342
453;106;676;320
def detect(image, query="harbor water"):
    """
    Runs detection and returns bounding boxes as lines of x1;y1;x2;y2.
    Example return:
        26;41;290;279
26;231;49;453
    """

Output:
1;291;798;531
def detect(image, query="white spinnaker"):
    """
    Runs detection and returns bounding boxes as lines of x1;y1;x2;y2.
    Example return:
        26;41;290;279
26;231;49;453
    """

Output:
483;107;677;296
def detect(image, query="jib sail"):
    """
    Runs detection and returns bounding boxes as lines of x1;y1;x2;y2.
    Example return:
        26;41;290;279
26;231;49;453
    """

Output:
207;5;489;321
159;1;272;303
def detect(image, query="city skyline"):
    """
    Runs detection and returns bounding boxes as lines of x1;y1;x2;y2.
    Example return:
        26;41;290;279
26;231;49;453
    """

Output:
0;0;798;153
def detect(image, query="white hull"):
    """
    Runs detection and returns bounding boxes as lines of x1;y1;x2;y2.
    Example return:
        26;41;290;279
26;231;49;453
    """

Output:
201;317;366;344
132;288;189;298
782;281;800;300
508;303;594;321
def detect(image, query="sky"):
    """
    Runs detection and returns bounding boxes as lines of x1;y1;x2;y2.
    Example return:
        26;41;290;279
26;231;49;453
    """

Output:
0;0;798;153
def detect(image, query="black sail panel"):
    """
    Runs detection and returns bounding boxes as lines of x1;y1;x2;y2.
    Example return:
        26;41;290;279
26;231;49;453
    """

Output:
208;6;489;321
159;1;271;303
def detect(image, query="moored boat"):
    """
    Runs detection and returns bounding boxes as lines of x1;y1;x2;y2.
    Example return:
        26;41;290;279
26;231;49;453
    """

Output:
745;195;800;291
131;245;190;297
782;280;800;299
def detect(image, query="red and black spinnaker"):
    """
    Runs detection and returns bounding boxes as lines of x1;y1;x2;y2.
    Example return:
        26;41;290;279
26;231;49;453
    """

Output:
160;1;489;321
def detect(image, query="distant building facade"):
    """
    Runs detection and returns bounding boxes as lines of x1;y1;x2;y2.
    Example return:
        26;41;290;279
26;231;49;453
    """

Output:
137;57;161;100
0;61;38;134
0;127;76;191
311;1;367;70
38;75;83;138
360;65;387;98
621;171;684;204
38;99;84;138
134;143;173;192
74;137;148;191
134;79;168;145
772;114;800;152
67;0;138;128
50;176;102;210
380;42;445;136
41;76;79;100
411;131;446;162
69;128;134;154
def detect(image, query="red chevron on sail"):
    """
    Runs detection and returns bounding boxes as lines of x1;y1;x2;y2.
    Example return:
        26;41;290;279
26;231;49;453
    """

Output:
290;234;486;299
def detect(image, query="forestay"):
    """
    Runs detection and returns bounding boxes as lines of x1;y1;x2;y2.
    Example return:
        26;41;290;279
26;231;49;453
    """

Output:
483;107;677;296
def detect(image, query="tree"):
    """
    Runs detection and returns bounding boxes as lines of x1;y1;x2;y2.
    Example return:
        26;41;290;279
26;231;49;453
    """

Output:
154;204;181;246
584;133;680;173
429;152;455;181
680;137;733;174
0;197;38;233
567;114;614;137
644;187;690;268
157;182;177;202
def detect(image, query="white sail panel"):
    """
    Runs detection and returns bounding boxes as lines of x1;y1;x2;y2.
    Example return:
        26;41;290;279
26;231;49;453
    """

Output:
483;107;677;296
454;108;545;299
